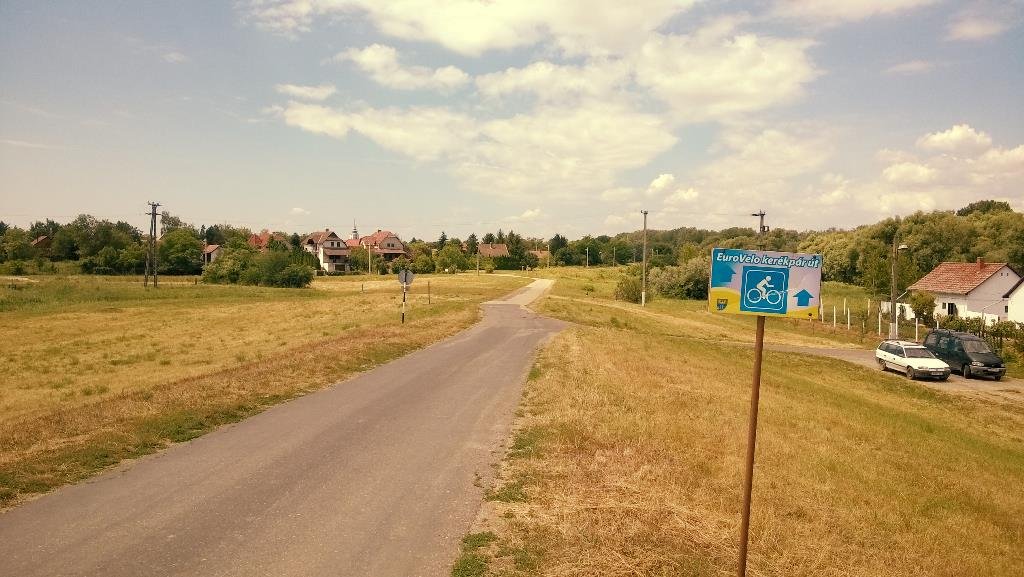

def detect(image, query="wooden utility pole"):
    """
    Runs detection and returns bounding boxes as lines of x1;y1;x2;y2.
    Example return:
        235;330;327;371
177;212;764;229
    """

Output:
738;210;767;577
144;201;160;288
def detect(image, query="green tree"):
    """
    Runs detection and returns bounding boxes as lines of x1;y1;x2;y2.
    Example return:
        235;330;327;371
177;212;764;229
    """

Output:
956;200;1012;217
482;232;496;244
465;233;479;255
28;219;61;240
118;243;147;274
349;247;369;273
158;228;203;274
437;231;448;250
278;263;314;287
908;291;937;325
1;228;35;262
434;245;467;272
50;228;79;261
411;254;435;274
202;246;256;284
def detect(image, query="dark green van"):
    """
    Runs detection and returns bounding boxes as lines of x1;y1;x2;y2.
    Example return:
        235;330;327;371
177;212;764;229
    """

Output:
923;329;1006;380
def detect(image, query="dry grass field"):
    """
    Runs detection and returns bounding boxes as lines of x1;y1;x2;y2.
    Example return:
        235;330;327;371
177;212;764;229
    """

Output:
464;268;1024;577
0;273;529;508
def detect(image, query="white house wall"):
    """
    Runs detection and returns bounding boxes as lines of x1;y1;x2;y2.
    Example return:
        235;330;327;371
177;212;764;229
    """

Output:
965;268;1019;321
1008;289;1024;323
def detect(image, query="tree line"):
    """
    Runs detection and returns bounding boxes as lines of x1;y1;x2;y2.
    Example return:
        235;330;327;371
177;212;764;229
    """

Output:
2;200;1020;296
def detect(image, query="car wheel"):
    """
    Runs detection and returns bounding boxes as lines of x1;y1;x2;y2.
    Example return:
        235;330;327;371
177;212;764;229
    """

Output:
905;366;915;380
939;375;949;382
963;365;972;379
877;358;886;371
994;374;1002;382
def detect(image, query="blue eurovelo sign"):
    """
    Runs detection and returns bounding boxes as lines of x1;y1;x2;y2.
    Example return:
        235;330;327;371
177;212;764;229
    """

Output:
708;248;822;319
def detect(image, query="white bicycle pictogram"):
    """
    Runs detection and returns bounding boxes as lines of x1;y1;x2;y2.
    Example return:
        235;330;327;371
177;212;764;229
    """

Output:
745;286;783;306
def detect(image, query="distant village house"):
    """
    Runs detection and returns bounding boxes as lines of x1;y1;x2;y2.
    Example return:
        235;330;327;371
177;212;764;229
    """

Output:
346;226;408;261
909;258;1021;323
202;244;222;265
303;229;350;272
478;243;510;258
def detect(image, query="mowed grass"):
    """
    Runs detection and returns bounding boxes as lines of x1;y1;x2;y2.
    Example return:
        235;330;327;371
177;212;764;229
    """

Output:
473;269;1024;576
517;267;876;349
0;273;529;507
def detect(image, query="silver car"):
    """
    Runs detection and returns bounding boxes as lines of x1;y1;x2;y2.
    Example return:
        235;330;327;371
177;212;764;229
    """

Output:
876;340;951;381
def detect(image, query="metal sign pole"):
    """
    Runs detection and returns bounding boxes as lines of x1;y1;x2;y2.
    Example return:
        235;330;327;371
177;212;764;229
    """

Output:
738;315;766;577
402;283;407;324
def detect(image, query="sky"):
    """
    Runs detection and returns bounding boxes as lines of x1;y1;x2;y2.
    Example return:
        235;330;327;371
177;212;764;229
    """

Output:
2;0;1023;241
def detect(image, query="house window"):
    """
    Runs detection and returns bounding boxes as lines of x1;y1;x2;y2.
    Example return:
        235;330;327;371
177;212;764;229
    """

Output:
1007;306;1010;313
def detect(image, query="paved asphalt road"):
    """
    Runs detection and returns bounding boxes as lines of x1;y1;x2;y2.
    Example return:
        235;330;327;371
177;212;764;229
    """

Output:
0;279;564;577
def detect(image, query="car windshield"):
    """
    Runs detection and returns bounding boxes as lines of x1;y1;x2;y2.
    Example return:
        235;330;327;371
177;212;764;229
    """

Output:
963;340;993;354
905;348;935;359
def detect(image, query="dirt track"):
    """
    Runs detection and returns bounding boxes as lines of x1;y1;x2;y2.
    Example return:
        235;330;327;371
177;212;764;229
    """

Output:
767;344;1024;404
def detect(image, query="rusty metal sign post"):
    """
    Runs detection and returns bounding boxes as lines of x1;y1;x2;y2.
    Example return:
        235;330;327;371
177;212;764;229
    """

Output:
708;247;822;576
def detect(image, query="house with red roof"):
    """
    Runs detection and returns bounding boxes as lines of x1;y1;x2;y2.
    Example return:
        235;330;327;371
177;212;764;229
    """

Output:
202;244;222;265
478;243;510;258
247;230;288;252
302;229;350;272
345;225;408;261
908;258;1020;322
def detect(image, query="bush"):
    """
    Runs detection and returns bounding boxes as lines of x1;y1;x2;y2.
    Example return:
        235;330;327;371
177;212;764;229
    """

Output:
614;275;645;303
648;256;710;300
649;266;686;299
278;263;314;287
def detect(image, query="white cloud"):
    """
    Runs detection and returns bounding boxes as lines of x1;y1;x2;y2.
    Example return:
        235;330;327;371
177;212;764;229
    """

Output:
335;44;469;91
700;126;833;187
773;0;939;26
664;187;699;205
882;161;936;185
243;0;697;56
634;28;817;121
508;208;544;222
278;100;676;201
845;127;1024;219
600;187;638;202
476;59;630;103
1;139;61;150
885;60;936;75
814;173;851;205
290;207;310;215
162;51;188;63
947;2;1020;41
916;124;993;154
275;83;337;101
646;174;676;196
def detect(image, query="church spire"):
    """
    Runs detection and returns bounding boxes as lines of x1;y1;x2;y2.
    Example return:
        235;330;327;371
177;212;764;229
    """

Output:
351;220;359;240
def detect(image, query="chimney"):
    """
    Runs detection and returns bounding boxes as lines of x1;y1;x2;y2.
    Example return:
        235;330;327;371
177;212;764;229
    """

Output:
977;257;984;270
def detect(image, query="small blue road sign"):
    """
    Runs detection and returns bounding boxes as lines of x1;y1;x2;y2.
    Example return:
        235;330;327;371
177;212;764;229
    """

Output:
740;266;789;314
709;248;822;319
